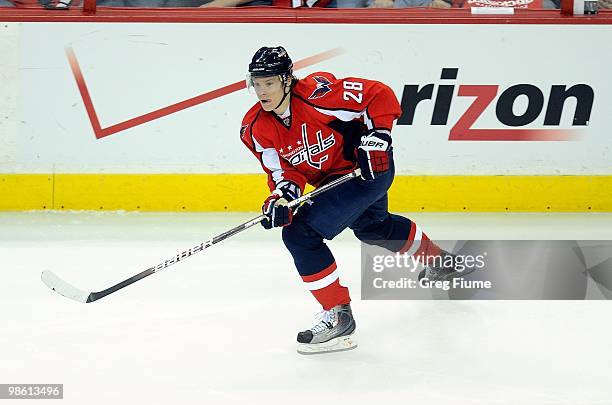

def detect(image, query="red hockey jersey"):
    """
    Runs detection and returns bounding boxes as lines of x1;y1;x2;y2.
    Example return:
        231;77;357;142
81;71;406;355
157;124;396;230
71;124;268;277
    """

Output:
240;72;402;194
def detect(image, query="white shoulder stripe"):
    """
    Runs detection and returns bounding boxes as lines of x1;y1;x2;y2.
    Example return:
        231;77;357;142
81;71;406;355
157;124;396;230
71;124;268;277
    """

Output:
314;107;364;122
252;136;284;184
363;109;374;130
316;106;390;132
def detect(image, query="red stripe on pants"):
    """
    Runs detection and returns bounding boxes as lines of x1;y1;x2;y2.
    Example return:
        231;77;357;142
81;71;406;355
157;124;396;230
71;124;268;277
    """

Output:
311;279;351;311
415;235;443;266
301;263;351;310
399;222;418;254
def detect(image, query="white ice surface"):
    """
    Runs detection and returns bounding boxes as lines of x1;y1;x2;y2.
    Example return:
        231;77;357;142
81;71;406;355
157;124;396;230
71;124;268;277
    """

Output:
1;211;612;405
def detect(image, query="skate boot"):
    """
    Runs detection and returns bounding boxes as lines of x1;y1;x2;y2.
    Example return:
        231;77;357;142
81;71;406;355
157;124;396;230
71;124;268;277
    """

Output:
296;304;357;355
418;251;478;282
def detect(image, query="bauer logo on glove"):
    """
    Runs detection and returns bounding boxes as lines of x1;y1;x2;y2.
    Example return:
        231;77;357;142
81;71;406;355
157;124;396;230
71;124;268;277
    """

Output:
360;139;387;149
356;129;393;181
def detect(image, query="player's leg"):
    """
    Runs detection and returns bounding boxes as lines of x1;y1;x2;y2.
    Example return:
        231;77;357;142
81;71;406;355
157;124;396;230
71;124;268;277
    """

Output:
350;195;476;281
350;194;443;258
282;212;356;354
283;165;398;308
281;170;395;354
282;213;350;311
302;167;395;241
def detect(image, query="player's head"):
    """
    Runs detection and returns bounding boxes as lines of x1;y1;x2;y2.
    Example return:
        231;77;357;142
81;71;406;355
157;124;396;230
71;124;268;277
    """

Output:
247;46;294;112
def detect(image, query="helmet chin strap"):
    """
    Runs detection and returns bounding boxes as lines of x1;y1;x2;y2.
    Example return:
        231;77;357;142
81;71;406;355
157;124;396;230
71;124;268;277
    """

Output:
273;76;291;112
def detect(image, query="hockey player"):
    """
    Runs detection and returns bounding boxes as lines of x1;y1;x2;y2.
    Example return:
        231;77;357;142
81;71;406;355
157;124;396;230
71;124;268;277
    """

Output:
241;46;459;354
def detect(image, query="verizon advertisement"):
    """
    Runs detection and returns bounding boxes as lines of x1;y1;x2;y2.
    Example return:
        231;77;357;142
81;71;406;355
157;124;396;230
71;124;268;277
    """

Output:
10;23;612;174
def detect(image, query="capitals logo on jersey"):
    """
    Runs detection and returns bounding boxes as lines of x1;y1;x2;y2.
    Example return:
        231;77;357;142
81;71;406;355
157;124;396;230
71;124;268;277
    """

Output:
282;124;335;170
308;76;332;100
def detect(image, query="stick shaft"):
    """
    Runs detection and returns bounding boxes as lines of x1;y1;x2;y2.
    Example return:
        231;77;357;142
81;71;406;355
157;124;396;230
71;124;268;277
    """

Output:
85;168;360;302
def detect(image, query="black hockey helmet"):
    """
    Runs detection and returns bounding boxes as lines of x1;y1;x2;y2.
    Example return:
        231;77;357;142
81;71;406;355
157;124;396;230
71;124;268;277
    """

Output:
248;46;293;78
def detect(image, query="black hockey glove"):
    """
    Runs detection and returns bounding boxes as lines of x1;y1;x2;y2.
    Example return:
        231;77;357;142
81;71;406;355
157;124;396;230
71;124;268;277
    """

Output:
356;129;392;181
261;181;301;229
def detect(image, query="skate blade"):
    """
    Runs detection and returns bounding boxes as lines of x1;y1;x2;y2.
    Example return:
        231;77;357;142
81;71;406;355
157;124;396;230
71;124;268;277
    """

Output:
297;334;358;355
419;266;480;283
441;266;479;282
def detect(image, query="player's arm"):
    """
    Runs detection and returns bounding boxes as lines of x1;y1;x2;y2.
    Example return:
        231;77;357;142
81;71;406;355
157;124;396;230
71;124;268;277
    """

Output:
312;74;401;180
240;127;306;195
240;120;307;228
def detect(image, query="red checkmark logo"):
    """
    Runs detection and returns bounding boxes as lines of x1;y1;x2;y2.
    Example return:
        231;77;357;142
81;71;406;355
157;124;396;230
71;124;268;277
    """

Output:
66;46;344;139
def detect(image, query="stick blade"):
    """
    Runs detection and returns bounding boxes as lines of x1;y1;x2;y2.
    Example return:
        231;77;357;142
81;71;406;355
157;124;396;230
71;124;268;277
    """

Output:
41;270;91;303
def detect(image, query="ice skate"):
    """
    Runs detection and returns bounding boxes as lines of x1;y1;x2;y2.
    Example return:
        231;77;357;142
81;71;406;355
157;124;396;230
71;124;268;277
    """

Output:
296;304;357;355
418;251;479;282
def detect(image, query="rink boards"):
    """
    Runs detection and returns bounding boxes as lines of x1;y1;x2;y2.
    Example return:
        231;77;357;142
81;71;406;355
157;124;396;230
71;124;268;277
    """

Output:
2;172;612;212
1;22;611;211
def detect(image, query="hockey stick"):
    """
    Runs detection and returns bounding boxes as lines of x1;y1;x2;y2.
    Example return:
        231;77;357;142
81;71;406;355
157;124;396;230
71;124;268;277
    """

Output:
41;168;361;303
